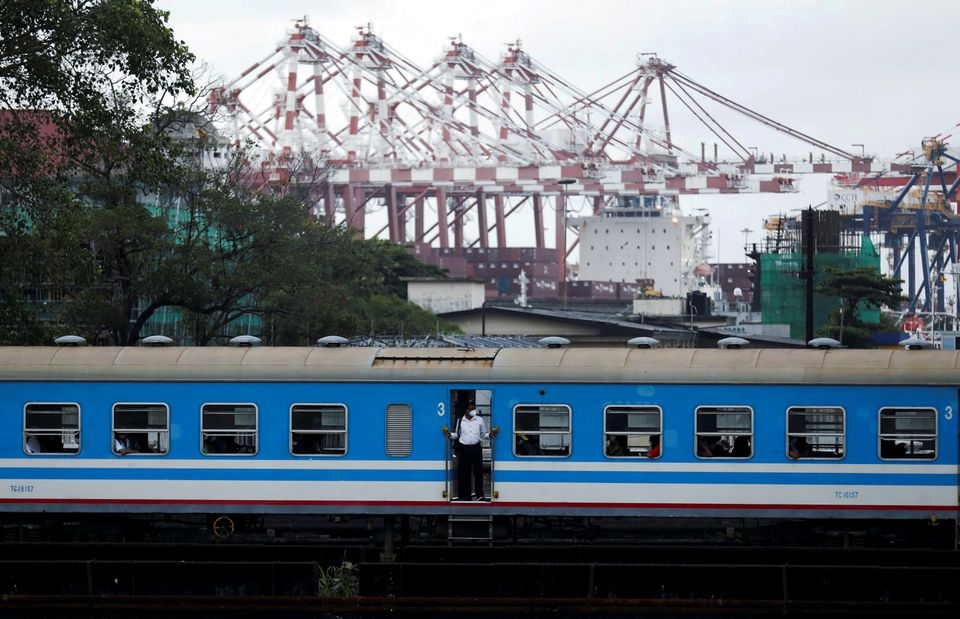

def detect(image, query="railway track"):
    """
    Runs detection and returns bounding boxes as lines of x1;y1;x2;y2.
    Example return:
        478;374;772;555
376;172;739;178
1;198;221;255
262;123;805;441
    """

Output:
1;594;958;618
0;542;957;616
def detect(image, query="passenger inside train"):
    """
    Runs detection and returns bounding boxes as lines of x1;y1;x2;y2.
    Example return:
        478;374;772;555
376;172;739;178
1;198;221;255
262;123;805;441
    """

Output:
647;434;661;458
788;436;810;459
880;439;908;459
696;436;723;457
605;435;627;457
114;432;141;455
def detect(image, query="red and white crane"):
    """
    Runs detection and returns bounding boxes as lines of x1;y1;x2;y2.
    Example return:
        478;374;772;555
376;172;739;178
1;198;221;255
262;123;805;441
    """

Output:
207;18;884;290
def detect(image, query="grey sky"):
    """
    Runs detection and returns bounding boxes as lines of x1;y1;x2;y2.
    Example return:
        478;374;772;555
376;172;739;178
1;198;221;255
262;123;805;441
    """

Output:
158;0;960;262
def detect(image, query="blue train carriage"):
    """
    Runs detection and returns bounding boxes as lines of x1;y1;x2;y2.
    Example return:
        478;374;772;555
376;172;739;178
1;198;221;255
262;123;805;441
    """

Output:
0;345;957;526
480;346;957;520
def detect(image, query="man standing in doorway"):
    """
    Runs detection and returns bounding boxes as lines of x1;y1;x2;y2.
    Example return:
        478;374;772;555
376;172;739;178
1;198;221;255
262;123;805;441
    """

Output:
446;402;496;501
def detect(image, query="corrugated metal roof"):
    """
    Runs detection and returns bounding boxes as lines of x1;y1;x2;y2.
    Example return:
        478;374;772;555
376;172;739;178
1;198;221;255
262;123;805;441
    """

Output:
441;335;546;348
468;305;693;337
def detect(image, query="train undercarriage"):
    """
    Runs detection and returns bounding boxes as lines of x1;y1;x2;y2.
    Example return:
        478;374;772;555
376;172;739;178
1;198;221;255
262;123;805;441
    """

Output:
2;512;955;551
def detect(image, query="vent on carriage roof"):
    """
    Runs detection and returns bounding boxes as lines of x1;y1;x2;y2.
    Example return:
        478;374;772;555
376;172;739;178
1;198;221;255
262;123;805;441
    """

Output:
317;335;349;347
627;336;660;349
900;336;934;350
808;337;841;349
538;336;571;349
717;336;749;349
229;335;262;347
141;335;174;347
54;335;86;346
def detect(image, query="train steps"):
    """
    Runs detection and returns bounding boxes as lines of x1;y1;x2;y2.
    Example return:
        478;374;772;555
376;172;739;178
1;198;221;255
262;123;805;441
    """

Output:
448;514;494;544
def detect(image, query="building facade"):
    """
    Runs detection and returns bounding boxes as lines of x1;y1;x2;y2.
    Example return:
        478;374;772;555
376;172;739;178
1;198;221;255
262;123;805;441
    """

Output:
572;197;711;298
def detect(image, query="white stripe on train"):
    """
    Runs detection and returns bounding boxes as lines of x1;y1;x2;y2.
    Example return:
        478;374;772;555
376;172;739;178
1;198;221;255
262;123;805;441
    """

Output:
1;479;955;508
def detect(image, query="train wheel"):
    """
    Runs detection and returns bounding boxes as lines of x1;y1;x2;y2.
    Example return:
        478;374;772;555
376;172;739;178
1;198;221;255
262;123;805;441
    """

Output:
212;515;235;539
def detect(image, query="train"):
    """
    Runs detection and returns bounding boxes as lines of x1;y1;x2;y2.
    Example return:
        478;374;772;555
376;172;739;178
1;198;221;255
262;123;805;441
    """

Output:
0;343;956;546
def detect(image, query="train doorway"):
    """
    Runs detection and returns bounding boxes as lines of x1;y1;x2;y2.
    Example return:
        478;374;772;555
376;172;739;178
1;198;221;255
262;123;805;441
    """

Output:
447;389;494;502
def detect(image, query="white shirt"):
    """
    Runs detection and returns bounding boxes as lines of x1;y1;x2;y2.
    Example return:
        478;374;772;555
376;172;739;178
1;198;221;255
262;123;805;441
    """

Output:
451;413;488;445
115;436;137;453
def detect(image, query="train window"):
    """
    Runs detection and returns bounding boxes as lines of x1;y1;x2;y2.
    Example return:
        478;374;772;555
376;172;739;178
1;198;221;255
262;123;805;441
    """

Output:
290;404;347;456
112;404;169;456
201;403;258;455
386;403;412;457
604;405;662;458
514;404;572;457
878;407;936;460
695;406;752;458
23;403;80;455
786;407;844;459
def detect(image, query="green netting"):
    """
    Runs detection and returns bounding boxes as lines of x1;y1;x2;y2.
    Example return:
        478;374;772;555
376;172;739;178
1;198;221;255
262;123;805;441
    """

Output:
761;240;881;339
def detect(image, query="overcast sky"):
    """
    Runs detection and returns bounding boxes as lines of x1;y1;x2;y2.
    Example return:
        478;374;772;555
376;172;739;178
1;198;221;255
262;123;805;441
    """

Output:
158;0;960;262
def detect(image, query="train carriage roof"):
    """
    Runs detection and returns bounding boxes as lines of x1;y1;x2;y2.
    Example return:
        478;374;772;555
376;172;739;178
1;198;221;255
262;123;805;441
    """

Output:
0;346;958;385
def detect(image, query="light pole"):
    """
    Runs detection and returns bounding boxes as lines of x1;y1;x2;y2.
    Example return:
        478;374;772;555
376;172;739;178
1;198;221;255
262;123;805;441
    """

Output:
557;177;577;310
838;305;845;345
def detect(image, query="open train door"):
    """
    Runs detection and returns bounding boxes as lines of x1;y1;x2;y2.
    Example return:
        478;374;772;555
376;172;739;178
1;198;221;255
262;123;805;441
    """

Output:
447;389;495;501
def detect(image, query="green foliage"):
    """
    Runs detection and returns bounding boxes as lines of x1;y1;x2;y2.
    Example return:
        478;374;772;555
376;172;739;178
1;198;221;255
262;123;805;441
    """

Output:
1;147;456;345
814;321;872;349
317;560;358;597
814;267;905;348
59;199;174;343
0;2;453;345
141;149;458;345
0;180;96;342
0;1;195;201
351;238;447;298
179;182;360;345
815;267;904;322
0;0;196;344
352;294;457;336
0;1;193;112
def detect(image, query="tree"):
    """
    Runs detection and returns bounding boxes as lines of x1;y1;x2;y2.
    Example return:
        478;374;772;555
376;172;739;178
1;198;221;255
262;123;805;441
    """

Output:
0;3;455;345
0;1;195;343
349;238;447;299
0;1;192;115
262;236;456;345
51;143;458;345
815;267;904;347
148;147;458;346
0;203;90;343
170;163;355;345
0;1;194;197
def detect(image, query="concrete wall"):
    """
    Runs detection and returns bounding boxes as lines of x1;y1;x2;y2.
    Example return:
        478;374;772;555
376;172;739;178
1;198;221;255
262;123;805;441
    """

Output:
716;323;791;338
447;312;600;336
407;280;485;314
574;213;708;297
633;297;685;316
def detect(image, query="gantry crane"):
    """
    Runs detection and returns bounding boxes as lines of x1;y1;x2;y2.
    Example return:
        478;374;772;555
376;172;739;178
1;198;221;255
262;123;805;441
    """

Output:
207;18;885;294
